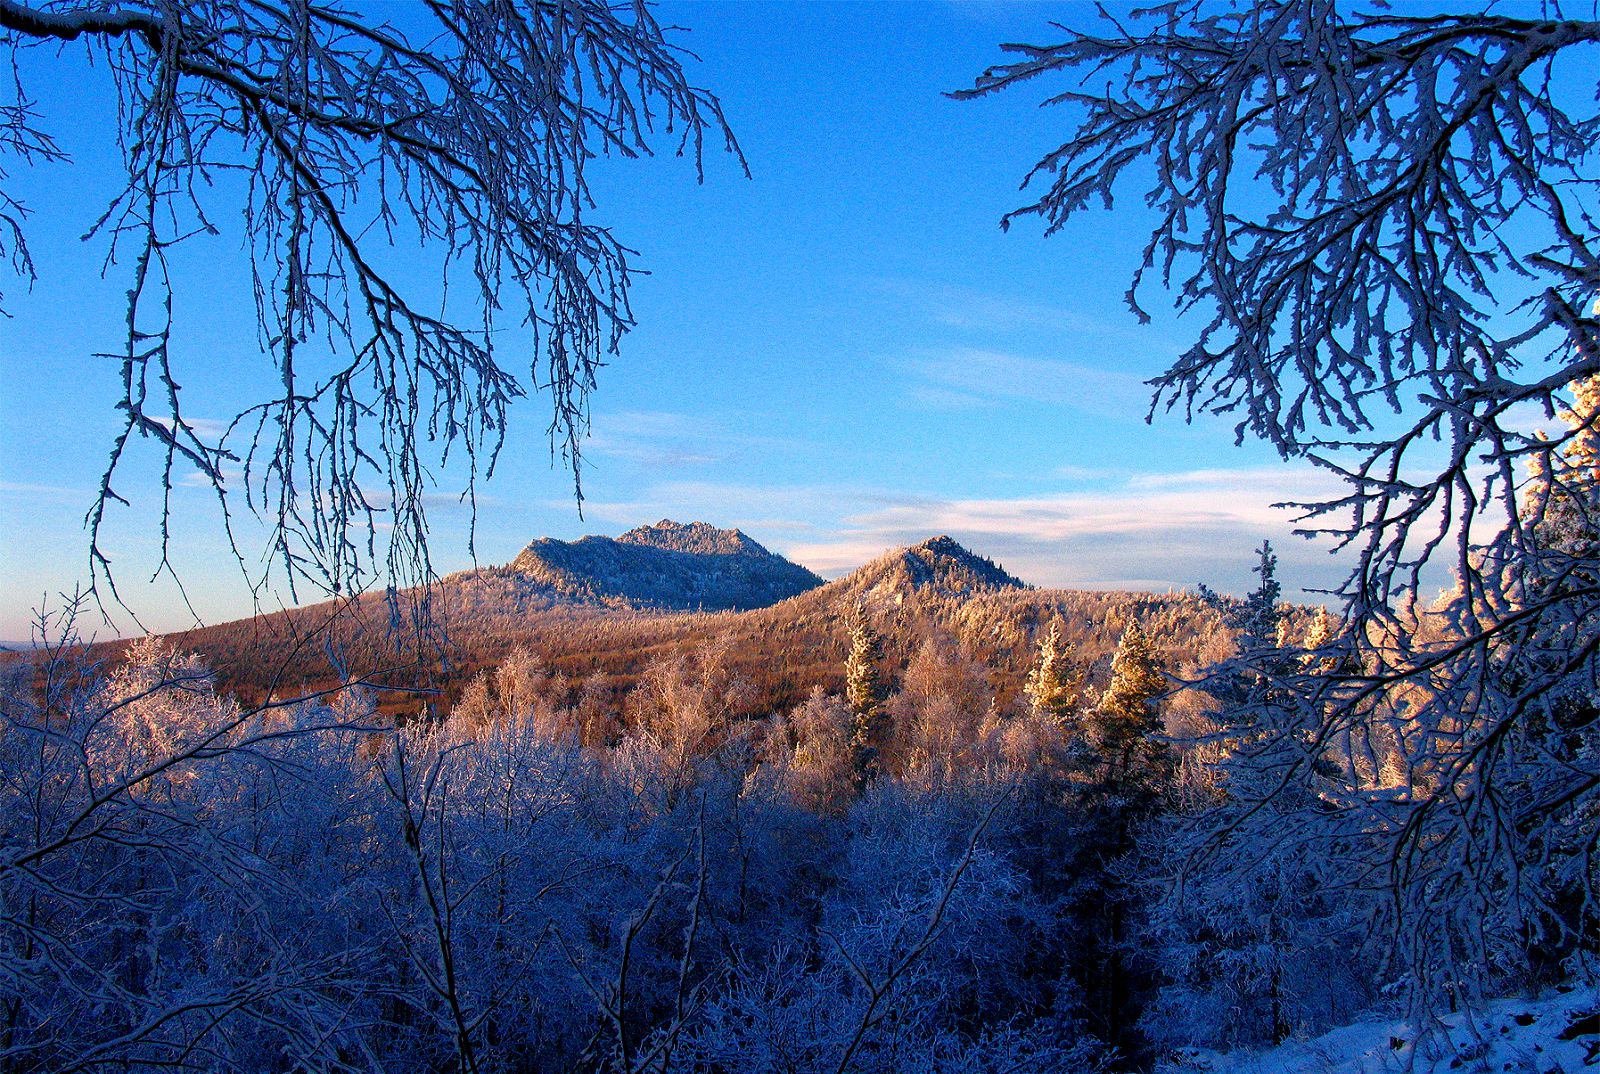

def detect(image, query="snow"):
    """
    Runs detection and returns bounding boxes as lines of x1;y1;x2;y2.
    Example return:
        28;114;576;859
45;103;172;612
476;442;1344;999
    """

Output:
1161;985;1600;1074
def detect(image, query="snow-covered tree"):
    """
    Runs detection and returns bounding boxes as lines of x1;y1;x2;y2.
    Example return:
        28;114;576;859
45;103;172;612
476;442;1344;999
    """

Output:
1023;620;1084;728
1198;542;1286;711
1525;372;1600;584
0;608;385;1072
846;605;889;785
628;639;754;807
891;634;997;785
1091;619;1168;790
779;686;857;812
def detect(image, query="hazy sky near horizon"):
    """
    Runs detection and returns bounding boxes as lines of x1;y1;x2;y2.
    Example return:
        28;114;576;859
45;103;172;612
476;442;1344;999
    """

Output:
0;1;1364;639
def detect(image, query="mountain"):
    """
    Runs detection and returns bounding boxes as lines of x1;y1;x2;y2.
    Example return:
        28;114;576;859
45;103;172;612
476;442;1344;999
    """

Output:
824;535;1029;605
505;519;823;611
77;528;1223;721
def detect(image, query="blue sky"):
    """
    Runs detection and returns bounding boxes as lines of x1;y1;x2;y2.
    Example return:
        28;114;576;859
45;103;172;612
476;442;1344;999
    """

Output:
0;1;1357;639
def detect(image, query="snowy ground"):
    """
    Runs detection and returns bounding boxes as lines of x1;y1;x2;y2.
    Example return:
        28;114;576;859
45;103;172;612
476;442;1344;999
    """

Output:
1161;983;1599;1074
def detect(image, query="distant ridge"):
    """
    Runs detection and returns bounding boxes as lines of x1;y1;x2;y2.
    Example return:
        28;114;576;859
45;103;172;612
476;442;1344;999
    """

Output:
507;519;823;612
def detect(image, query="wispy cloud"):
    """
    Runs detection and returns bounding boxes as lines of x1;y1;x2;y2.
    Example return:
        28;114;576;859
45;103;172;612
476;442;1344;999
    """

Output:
868;278;1150;341
905;347;1148;415
805;488;1346;598
1053;464;1122;482
0;481;82;500
585;411;720;469
906;384;996;411
584;410;813;471
146;415;236;442
576;479;907;534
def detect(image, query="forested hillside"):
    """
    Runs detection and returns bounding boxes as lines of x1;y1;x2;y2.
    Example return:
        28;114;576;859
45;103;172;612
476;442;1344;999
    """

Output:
112;530;1233;725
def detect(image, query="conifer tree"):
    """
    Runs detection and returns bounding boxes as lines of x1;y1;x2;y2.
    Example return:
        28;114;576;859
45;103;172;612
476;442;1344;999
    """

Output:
1092;619;1169;787
1023;620;1084;727
1200;541;1289;719
1301;605;1333;655
844;604;888;785
1072;617;1173;1050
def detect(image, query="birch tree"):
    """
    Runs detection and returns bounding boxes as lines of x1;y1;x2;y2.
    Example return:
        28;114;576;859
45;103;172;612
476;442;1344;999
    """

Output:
0;0;742;611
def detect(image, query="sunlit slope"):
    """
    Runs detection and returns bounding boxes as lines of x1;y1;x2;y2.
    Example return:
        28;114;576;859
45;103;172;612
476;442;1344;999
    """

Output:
125;529;1223;717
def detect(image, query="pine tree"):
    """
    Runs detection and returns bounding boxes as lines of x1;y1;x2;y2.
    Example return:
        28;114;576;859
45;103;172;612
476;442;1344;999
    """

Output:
1023;620;1084;726
1301;605;1333;654
1092;619;1168;787
1075;617;1173;1051
1220;541;1282;659
844;604;888;785
1200;541;1290;718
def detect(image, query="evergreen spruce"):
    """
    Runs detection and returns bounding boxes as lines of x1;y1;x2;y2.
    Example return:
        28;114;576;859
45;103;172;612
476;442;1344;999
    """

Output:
1023;620;1084;727
1074;617;1173;1052
844;604;888;784
1092;619;1169;787
1200;541;1289;718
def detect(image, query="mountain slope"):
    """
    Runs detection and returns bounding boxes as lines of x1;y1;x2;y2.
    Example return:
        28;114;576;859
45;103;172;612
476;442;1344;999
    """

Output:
506;519;823;611
819;535;1029;605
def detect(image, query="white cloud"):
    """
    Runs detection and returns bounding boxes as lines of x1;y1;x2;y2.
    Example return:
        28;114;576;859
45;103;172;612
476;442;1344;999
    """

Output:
906;384;996;411
1052;464;1121;482
0;481;81;499
867;277;1154;344
584;410;722;468
145;415;235;441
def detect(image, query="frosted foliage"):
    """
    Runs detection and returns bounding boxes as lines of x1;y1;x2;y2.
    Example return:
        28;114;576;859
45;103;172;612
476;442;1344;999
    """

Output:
2;602;1142;1071
0;621;383;1072
891;636;996;784
0;0;741;608
1526;373;1600;565
1093;619;1168;787
93;635;239;784
846;612;887;719
683;786;1102;1074
779;686;856;812
959;4;1600;600
627;639;754;803
17;583;1591;1067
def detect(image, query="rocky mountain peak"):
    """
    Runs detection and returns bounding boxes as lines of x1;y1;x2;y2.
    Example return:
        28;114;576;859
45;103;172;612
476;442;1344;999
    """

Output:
616;519;769;558
912;535;966;556
505;521;820;612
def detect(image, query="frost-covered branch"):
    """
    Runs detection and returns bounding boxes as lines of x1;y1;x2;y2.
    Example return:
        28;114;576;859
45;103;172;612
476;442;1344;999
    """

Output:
0;0;743;617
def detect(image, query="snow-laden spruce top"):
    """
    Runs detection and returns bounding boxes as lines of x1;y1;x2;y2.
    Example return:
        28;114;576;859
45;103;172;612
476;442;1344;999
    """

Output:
506;521;821;612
